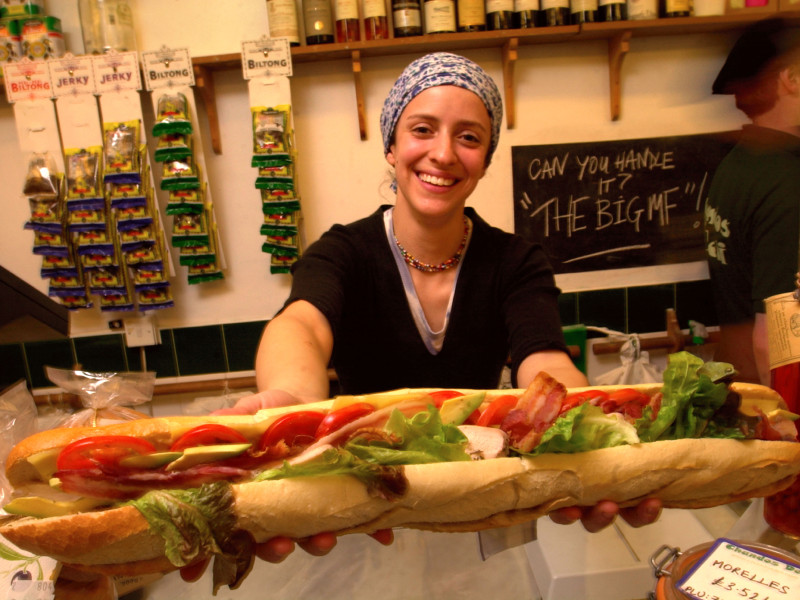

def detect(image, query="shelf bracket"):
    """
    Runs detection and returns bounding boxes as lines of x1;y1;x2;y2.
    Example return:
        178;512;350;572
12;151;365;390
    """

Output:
351;50;367;141
607;30;631;122
502;38;518;130
193;64;222;154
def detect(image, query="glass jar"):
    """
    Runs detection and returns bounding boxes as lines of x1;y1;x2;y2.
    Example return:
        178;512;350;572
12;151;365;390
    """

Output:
78;0;137;54
764;475;800;538
651;540;800;599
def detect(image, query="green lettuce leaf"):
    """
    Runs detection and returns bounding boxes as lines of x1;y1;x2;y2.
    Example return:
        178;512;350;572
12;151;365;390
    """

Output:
526;403;639;456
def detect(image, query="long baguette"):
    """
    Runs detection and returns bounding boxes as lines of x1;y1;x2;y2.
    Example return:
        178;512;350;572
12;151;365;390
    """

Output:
1;382;798;579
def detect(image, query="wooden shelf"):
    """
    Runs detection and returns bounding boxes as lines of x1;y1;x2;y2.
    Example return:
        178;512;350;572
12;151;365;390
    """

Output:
190;12;800;147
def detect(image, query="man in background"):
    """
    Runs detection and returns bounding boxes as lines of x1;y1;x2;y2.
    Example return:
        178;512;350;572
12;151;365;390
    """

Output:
705;18;800;384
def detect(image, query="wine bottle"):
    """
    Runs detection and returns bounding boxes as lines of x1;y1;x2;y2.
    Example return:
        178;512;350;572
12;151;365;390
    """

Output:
514;0;541;28
540;0;569;25
334;0;361;41
304;0;335;44
267;0;301;46
424;0;456;33
659;0;689;17
363;0;389;39
456;0;486;31
569;0;597;23
486;0;515;30
598;0;626;20
392;0;423;36
626;0;657;19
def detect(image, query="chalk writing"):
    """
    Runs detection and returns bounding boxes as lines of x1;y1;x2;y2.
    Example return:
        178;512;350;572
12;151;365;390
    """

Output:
512;133;738;274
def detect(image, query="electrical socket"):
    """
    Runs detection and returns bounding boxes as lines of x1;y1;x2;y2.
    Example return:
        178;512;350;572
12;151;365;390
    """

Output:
123;314;160;347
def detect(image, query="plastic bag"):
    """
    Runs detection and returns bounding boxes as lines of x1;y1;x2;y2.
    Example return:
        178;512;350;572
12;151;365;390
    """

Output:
0;381;38;507
44;367;155;428
594;334;663;385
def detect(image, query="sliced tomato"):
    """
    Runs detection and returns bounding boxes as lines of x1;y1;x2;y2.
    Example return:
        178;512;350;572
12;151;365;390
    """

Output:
57;435;157;471
170;424;249;451
559;389;609;414
607;388;649;405
315;402;375;439
476;394;518;427
427;390;463;407
258;411;326;453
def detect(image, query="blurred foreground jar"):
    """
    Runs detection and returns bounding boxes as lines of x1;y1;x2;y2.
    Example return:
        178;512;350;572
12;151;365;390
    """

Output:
651;540;800;599
78;0;136;54
764;290;800;538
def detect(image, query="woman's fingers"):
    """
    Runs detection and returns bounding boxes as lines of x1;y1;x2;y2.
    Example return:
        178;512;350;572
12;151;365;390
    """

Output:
255;536;297;563
620;497;663;528
297;532;338;556
368;528;394;546
548;498;662;533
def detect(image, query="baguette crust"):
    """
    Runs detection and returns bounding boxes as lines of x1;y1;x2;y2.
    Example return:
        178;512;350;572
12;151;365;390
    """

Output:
3;438;799;575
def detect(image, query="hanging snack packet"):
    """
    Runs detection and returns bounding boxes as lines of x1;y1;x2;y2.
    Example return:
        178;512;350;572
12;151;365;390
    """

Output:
166;186;204;215
103;121;141;184
188;259;224;284
131;264;168;290
41;252;77;279
48;272;85;298
107;180;147;209
270;253;298;274
171;211;209;247
22;151;60;198
160;156;200;190
261;210;299;237
74;225;115;262
179;219;220;266
32;229;68;256
251;106;292;165
64;147;103;200
152;92;193;137
88;266;126;296
26;197;63;233
125;235;164;268
80;246;118;270
153;132;193;162
262;196;301;214
115;202;153;230
262;232;299;257
98;290;135;312
118;223;156;253
59;291;93;310
137;285;174;311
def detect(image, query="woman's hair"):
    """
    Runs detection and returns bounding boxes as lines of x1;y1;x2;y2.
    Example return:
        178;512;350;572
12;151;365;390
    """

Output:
380;52;503;167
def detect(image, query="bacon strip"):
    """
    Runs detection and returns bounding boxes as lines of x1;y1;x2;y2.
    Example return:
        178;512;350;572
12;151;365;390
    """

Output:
501;372;566;452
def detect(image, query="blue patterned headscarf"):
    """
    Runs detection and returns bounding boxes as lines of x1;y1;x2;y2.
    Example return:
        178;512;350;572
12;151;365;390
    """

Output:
380;52;503;166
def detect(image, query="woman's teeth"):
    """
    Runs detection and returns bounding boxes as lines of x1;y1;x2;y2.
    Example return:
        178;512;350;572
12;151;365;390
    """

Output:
419;173;455;187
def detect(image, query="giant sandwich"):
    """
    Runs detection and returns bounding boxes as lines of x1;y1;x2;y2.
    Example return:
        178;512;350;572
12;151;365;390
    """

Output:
1;352;799;592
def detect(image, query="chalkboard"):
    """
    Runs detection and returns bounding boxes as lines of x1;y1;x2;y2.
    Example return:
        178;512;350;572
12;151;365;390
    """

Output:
512;132;738;274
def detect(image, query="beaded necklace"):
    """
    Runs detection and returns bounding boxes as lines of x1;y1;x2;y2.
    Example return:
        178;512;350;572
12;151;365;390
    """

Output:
394;217;470;273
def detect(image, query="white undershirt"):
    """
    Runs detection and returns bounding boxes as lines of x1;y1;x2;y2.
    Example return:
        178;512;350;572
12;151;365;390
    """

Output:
384;208;472;355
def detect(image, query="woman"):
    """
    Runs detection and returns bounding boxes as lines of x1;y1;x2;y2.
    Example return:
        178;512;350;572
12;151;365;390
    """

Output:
199;53;660;574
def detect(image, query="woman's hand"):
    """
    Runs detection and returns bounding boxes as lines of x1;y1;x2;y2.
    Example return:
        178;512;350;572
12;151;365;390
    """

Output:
548;498;663;533
179;530;394;582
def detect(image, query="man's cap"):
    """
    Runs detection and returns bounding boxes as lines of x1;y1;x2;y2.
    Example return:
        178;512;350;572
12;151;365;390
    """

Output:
712;18;800;94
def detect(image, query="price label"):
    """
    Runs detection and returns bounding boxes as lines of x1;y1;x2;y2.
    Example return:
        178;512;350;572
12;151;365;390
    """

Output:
141;46;194;90
677;539;800;600
241;37;292;79
3;59;52;102
48;54;96;97
92;51;141;93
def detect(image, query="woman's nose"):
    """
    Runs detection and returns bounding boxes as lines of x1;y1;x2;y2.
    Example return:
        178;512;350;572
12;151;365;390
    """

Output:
430;134;457;164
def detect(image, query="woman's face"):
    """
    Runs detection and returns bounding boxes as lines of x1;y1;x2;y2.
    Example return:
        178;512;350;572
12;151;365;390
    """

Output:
387;85;491;221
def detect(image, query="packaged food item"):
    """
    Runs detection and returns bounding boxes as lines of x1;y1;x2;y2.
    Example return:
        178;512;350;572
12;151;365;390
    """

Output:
152;92;192;136
103;121;141;183
40;253;78;279
130;265;168;290
136;285;174;311
88;266;126;295
118;223;156;253
153;132;192;162
261;195;301;214
0;1;44;18
0;18;22;62
270;253;298;274
260;210;299;237
20;15;64;59
22;152;60;198
107;180;147;208
160;156;200;190
251;106;292;164
67;205;107;231
65;147;103;201
59;291;93;310
26;197;63;232
166;187;203;215
187;259;223;284
171;211;208;247
261;232;299;256
32;229;68;256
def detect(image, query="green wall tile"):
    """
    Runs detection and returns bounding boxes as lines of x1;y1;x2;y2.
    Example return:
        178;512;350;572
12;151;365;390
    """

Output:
676;279;718;328
0;343;28;391
73;334;128;373
577;288;626;333
173;325;227;376
627;284;675;334
24;338;75;388
223;321;266;372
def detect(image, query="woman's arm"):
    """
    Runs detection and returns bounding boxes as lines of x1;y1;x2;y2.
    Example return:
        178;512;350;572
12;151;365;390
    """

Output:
516;349;589;389
255;300;335;401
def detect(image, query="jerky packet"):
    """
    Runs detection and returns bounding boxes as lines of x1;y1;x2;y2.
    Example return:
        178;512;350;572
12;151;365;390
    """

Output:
161;156;200;190
137;285;174;311
153;132;192;162
103;121;142;184
44;367;154;428
171;211;209;248
22;151;60;198
64;147;103;201
152;92;193;137
251;105;292;166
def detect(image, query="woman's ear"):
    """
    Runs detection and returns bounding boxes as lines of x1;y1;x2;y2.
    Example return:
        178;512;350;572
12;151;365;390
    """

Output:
386;147;396;167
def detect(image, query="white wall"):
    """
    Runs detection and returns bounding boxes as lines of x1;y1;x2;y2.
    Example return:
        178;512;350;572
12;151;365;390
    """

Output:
0;0;748;338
